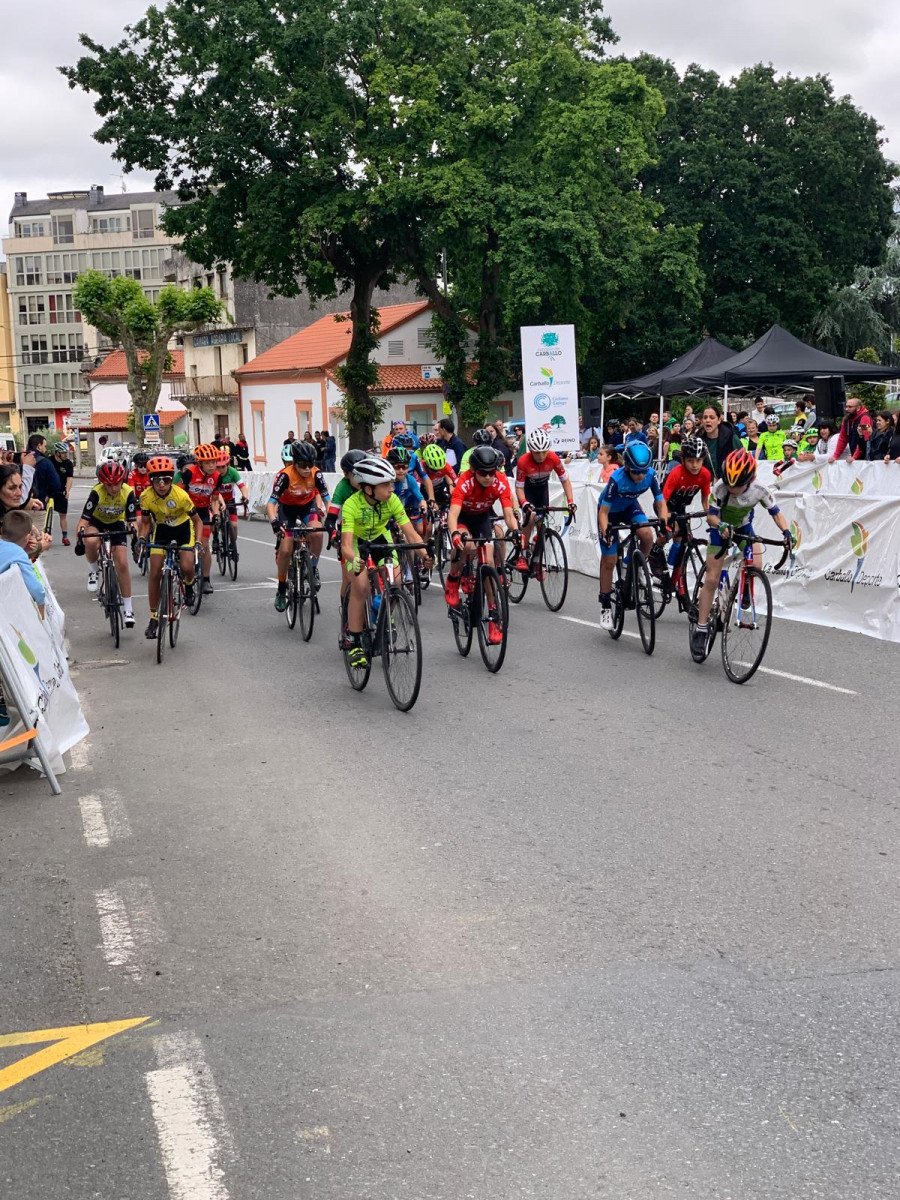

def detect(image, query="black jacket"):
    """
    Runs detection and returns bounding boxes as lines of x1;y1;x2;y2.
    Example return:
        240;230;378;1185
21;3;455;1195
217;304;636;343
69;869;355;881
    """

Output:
699;421;743;479
32;451;62;503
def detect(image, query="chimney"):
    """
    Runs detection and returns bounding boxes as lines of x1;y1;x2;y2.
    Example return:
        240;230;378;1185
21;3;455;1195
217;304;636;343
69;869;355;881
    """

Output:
14;192;27;209
89;184;104;205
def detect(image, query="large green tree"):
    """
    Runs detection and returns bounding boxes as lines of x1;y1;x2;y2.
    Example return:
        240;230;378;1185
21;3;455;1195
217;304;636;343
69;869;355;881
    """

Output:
629;57;896;348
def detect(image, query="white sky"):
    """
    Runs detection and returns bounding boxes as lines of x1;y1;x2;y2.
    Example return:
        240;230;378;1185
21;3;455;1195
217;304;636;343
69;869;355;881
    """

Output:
1;0;897;239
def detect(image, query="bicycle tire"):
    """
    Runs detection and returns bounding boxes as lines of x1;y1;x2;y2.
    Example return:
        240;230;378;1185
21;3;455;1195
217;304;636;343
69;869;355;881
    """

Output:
189;547;203;615
106;563;121;648
156;573;169;664
721;565;772;684
632;549;656;656
538;528;568;612
286;558;299;629
227;519;239;581
505;545;528;604
215;518;227;576
341;591;371;691
475;563;508;673
169;573;183;649
437;528;453;587
381;588;422;711
451;578;474;657
688;562;718;662
298;554;315;642
608;558;625;640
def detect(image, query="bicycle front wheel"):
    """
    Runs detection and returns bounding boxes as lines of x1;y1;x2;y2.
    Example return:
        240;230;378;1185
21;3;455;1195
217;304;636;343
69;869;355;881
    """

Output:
688;562;718;662
286;560;299;629
451;585;473;657
215;520;227;576
632;550;656;656
169;573;183;648
189;548;203;615
436;528;453;587
539;528;568;612
226;519;239;581
156;573;169;664
721;565;772;684
106;564;121;648
341;591;371;691
475;564;508;673
381;588;422;711
298;555;315;642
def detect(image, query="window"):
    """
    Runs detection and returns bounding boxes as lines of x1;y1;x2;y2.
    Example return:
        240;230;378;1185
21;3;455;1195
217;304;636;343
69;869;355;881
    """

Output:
143;288;161;304
48;293;81;325
217;267;228;298
132;208;156;240
53;372;80;402
388;339;404;357
405;404;437;434
215;414;229;438
123;247;164;279
52;215;75;245
294;401;312;436
91;250;121;277
14;221;45;238
90;215;129;233
250;401;267;463
18;295;46;325
51;333;84;363
14;255;42;286
46;252;87;284
21;334;48;365
22;373;52;404
417;327;431;349
192;418;202;446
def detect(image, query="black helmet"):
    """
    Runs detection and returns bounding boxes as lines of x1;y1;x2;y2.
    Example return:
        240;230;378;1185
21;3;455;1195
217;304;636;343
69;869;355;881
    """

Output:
340;449;367;474
291;439;317;465
469;445;502;473
132;451;149;468
472;428;493;445
387;447;409;467
176;453;195;471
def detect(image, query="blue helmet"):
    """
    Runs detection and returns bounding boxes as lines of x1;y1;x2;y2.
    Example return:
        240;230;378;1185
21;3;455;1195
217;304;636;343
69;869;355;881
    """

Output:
623;441;653;472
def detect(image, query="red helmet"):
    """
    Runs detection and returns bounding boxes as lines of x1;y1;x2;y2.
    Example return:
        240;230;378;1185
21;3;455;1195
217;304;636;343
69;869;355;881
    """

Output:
97;461;126;487
217;448;230;468
722;447;757;489
146;455;176;476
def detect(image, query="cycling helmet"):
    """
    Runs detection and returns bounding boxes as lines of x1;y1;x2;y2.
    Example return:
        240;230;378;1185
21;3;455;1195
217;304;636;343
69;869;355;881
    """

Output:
782;437;798;450
387;447;409;467
622;441;653;472
790;423;806;437
392;432;415;449
418;432;435;446
680;436;706;460
765;414;779;429
340;449;367;474
97;461;126;487
422;443;446;471
469;445;503;473
176;453;195;471
280;443;294;464
147;455;176;476
217;448;230;468
351;455;396;486
195;443;219;463
291;439;317;465
526;428;552;453
722;447;757;489
132;451;149;468
52;441;69;455
472;428;493;446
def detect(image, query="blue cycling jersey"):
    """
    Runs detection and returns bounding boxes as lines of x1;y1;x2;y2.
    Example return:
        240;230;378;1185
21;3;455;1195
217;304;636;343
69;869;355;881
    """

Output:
599;466;663;510
394;472;424;511
409;452;427;484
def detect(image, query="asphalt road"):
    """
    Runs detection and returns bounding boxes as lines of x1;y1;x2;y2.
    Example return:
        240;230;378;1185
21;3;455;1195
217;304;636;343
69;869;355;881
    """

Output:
2;480;899;1199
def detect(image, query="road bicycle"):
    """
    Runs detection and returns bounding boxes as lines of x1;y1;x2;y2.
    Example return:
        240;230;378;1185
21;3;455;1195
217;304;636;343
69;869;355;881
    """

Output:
505;505;572;612
186;540;204;615
433;503;454;588
646;510;708;618
131;526;149;575
341;538;423;711
601;518;666;655
212;505;242;581
78;530;127;647
687;532;789;683
282;519;321;641
447;534;512;673
147;539;190;664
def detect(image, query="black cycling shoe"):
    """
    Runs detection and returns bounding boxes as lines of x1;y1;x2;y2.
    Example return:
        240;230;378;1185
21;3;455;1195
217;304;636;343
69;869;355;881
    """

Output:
145;618;159;640
184;584;195;607
202;578;214;595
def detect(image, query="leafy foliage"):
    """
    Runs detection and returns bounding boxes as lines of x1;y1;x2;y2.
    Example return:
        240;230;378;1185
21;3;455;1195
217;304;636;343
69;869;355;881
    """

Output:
851;347;888;408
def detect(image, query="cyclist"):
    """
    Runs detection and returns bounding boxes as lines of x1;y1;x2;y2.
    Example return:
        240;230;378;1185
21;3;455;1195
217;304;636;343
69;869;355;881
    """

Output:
459;428;501;475
420;442;457;509
445;445;519;643
213;446;249;537
393;432;435;504
127;451;151;499
756;414;785;461
513;428;576;577
176;444;222;594
137;455;203;640
340;456;431;669
596;441;669;630
267;439;329;612
659;435;712;592
690;448;793;658
388;446;427;532
75;461;138;628
323;449;366;601
49;441;74;546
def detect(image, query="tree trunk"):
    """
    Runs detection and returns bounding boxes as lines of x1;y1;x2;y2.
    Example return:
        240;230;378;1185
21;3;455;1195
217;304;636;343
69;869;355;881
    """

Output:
344;274;380;448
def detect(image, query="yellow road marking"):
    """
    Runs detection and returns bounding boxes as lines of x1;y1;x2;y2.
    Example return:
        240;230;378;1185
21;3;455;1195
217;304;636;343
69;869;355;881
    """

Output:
0;1096;49;1124
0;1018;150;1096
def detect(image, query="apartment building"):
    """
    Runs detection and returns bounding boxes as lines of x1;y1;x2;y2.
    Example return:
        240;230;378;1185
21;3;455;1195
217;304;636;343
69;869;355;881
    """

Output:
0;264;15;431
2;185;178;435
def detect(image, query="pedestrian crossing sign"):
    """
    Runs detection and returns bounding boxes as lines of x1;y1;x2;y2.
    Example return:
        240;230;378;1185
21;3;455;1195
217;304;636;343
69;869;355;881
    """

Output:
142;414;161;432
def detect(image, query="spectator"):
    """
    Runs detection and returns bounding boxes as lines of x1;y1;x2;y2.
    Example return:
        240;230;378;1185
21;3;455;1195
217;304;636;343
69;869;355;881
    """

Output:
0;510;46;616
742;418;761;456
302;430;315;447
597;444;619;484
27;434;61;506
323;430;337;472
314;430;326;468
233;434;251;470
829;396;871;462
752;396;768;424
436;418;466;470
283;430;296;446
14;448;37;500
867;412;894;460
666;427;682;462
698;403;743;479
883;414;900;463
623;418;648;446
0;463;42;517
585;435;601;462
603;418;621;445
643;411;660;436
491;422;513;470
793;400;809;429
802;396;818;428
799;420;838;462
49;441;74;546
727;410;739;426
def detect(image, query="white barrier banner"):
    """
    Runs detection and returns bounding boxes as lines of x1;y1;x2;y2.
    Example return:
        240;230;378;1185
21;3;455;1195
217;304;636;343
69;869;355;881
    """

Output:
0;565;89;775
240;471;341;517
548;457;900;643
520;325;580;457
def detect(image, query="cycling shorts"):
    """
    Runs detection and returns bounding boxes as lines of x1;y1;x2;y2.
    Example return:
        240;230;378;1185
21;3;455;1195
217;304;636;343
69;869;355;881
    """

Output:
51;493;69;515
432;479;451;509
194;506;213;533
84;519;128;548
280;501;321;530
457;511;498;542
708;521;755;558
149;518;195;557
523;479;549;509
600;501;647;556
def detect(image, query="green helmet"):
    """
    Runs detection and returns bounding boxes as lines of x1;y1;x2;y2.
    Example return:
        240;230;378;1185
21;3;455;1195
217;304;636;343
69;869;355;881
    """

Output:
387;446;409;467
422;443;446;471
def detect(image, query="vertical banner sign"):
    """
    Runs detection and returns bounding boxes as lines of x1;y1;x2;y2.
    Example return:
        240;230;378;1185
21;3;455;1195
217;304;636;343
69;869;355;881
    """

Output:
520;325;580;457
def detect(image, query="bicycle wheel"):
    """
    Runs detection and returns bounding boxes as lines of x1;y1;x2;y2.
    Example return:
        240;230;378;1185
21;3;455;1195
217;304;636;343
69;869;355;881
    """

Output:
189;547;203;615
169;574;183;648
227;520;239;581
215;519;227;575
341;592;371;691
608;559;625;640
721;565;772;684
632;550;656;656
688;562;718;662
538;528;568;612
451;581;474;657
683;539;706;600
140;544;149;576
381;588;422;711
475;564;509;673
286;558;299;629
298;554;315;642
156;573;169;664
437;528;453;587
106;563;121;648
505;544;528;604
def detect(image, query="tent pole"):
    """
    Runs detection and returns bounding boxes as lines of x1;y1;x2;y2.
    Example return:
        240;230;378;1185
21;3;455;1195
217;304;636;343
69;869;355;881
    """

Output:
600;396;606;444
723;383;729;415
658;393;664;467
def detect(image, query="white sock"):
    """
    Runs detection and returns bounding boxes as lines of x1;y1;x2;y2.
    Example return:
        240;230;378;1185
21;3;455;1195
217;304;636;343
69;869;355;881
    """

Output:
123;598;133;615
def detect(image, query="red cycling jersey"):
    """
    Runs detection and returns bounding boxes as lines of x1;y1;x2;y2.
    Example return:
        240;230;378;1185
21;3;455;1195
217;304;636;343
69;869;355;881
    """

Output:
514;451;568;489
127;469;150;499
662;462;712;509
179;464;221;509
450;470;514;514
271;465;328;507
422;461;458;485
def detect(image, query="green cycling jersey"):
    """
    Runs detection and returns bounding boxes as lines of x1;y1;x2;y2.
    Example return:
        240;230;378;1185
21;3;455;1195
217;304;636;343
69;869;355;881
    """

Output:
340;490;410;547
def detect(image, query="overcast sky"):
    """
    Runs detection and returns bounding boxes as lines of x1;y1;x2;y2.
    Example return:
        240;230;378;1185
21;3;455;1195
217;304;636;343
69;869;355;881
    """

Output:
1;0;898;241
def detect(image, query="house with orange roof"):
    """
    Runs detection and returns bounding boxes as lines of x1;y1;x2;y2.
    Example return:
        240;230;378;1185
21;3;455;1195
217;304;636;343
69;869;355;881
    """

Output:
86;349;189;455
234;302;522;468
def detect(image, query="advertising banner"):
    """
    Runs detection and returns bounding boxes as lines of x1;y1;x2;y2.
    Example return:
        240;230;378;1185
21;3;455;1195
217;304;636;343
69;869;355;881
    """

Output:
520;325;580;456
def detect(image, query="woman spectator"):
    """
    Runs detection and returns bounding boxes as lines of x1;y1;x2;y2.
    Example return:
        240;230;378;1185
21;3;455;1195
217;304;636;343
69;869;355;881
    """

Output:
666;427;682;462
867;412;894;460
585;435;601;462
880;413;900;463
596;444;618;485
0;465;50;556
742;418;761;456
697;403;742;479
799;420;838;462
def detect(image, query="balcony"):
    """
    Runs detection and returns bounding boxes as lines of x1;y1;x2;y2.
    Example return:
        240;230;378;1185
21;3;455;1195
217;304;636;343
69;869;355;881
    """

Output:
170;374;239;399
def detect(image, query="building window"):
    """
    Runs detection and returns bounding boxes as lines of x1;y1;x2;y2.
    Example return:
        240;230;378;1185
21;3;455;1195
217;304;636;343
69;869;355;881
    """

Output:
143;288;161;304
132;208;156;240
217;267;228;298
250;402;267;463
53;372;80;402
22;372;52;403
46;253;87;285
91;250;121;277
14;255;42;286
388;339;404;357
51;215;75;245
405;405;437;434
21;334;48;365
417;327;431;348
123;247;164;279
48;293;81;325
51;333;84;363
90;215;129;233
14;221;45;238
18;295;46;325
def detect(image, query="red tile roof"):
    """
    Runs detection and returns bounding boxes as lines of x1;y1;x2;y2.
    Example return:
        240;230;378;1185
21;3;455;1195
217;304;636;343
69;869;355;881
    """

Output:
235;302;433;376
324;363;477;395
88;349;185;381
89;410;183;431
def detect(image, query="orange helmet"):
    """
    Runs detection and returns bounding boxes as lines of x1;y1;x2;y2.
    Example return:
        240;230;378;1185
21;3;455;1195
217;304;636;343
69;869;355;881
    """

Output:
146;455;176;476
217;448;230;468
722;447;757;489
194;443;219;463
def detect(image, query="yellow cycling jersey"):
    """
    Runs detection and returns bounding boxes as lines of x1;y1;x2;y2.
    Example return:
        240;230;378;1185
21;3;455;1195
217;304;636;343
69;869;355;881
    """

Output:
82;483;137;525
140;484;196;528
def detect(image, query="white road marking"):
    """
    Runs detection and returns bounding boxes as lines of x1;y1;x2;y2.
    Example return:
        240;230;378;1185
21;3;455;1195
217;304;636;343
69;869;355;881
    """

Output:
146;1032;233;1200
557;615;639;639
79;791;132;847
94;878;165;982
68;739;91;769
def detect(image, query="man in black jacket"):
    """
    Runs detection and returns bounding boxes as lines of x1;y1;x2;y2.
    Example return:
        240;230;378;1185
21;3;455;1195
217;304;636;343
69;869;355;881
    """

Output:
436;418;467;471
27;434;61;505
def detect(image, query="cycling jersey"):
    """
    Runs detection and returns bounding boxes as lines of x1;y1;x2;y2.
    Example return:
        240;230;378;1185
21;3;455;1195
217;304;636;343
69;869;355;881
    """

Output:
269;465;329;508
341;490;410;545
460;447;507;475
662;463;711;510
709;479;780;528
757;431;785;461
178;464;222;509
514;451;568;490
450;470;514;514
127;468;150;499
422;461;457;486
82;484;137;526
140;484;196;528
394;472;424;514
214;465;243;502
599;466;663;510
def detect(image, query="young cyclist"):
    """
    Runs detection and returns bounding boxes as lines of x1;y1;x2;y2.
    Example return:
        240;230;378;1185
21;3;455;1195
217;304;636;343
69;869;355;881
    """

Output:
323;449;366;602
136;455;204;639
176;443;222;594
419;442;457;509
659;435;712;604
388;446;427;532
127;451;151;499
213;447;249;534
756;414;785;461
690;448;793;659
596;441;669;630
75;461;138;627
513;428;576;576
340;456;431;669
266;439;329;612
459;428;499;474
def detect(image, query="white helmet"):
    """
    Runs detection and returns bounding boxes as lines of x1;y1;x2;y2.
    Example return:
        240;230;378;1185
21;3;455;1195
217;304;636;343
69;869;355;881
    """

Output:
527;428;552;452
351;455;396;486
790;423;805;436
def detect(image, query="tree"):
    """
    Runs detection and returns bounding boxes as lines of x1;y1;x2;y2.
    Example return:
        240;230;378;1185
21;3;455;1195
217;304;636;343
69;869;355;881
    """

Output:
629;57;896;347
73;273;223;444
851;347;888;409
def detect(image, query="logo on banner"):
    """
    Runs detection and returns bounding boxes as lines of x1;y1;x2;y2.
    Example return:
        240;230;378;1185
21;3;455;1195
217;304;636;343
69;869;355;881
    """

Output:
539;368;554;386
550;415;567;429
787;520;802;574
851;477;865;495
533;393;552;412
11;624;50;706
812;470;823;491
850;521;868;592
541;332;559;347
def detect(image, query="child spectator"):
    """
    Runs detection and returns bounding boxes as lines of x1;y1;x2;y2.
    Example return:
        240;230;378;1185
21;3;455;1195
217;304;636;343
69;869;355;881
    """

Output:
0;510;46;617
